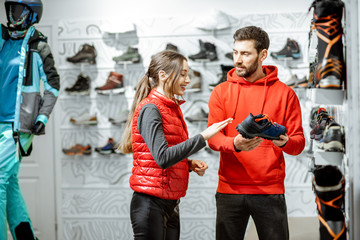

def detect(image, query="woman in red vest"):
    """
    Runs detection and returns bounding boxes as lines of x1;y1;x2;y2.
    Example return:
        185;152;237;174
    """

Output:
119;50;232;240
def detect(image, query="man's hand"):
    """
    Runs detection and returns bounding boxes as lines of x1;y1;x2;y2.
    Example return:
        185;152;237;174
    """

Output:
234;134;262;151
272;134;289;148
32;121;45;135
189;159;208;176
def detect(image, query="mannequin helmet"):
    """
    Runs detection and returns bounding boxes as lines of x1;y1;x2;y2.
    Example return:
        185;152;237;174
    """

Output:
5;0;43;25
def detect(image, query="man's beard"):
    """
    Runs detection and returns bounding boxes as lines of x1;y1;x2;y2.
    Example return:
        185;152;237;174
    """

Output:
235;56;259;78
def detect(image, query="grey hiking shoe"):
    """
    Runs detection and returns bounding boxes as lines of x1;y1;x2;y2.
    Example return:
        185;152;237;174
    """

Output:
113;47;141;63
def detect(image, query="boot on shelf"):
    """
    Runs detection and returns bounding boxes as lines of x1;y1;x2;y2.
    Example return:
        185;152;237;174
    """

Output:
66;44;97;65
313;165;346;240
310;0;345;89
188;40;218;62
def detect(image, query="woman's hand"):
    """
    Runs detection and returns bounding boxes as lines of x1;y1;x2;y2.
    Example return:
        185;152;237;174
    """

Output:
189;159;208;176
201;118;233;140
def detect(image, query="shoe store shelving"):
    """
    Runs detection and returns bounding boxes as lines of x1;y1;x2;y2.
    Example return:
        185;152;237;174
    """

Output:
309;88;345;106
62;153;124;161
293;87;307;101
313;149;345;166
114;61;142;70
308;88;346;167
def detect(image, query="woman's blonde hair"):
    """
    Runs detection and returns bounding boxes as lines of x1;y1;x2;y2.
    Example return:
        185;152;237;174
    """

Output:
118;50;187;153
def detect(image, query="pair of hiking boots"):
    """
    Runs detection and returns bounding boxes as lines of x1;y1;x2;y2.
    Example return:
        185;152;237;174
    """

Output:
65;72;125;95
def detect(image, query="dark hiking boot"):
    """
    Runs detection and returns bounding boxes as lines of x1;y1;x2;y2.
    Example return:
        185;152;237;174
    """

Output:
310;110;334;141
310;0;345;89
236;113;287;140
95;72;124;94
65;74;90;95
209;64;233;90
309;107;327;129
313;165;346;240
225;52;233;60
323;122;345;152
66;44;97;64
188;40;218;61
151;43;179;59
166;43;178;52
270;38;301;60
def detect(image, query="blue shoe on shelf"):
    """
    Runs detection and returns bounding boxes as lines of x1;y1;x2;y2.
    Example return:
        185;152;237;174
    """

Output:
95;138;116;155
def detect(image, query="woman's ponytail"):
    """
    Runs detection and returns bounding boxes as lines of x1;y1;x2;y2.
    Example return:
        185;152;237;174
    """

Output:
118;73;152;153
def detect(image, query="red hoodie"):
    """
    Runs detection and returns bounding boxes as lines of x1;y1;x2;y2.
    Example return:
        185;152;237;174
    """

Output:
207;65;305;194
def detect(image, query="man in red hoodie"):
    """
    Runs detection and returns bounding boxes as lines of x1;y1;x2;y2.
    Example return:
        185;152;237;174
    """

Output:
207;26;305;240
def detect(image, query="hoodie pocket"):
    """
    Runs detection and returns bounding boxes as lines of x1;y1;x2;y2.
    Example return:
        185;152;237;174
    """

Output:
233;141;284;185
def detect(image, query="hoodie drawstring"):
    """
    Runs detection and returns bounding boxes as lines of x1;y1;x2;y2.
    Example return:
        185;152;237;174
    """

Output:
233;78;268;118
232;80;241;119
260;78;268;114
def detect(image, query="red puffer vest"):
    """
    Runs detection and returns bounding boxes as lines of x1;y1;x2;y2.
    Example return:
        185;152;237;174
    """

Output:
130;89;190;200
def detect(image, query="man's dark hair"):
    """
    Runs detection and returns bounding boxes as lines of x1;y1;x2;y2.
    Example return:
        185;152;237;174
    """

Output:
233;26;270;53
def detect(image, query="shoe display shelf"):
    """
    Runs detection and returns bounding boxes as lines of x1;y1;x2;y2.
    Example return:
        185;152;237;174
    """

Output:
313;148;345;166
308;88;345;105
190;60;222;69
114;61;139;70
293;87;307;101
307;88;346;167
302;71;346;167
58;61;96;72
96;89;127;102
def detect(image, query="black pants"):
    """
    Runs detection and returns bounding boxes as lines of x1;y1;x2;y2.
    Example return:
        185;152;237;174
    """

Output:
130;192;180;240
216;193;289;240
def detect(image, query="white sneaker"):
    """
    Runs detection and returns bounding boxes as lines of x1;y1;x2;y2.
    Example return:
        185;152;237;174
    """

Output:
70;112;98;125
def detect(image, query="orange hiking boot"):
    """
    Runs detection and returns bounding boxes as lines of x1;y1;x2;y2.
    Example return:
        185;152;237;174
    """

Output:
313;165;346;240
310;0;345;89
62;144;92;156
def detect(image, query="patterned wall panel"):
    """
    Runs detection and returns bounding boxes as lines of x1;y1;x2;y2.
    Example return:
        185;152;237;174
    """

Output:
62;157;133;187
63;220;132;240
62;189;132;217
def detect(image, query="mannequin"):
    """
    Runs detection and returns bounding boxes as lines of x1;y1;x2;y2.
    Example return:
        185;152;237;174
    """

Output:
0;0;60;239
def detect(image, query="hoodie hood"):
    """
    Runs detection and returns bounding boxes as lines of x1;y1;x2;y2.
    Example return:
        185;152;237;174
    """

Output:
227;65;279;85
226;65;279;118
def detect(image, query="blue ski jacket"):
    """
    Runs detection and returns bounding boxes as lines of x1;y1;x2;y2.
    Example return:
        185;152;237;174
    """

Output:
0;24;60;137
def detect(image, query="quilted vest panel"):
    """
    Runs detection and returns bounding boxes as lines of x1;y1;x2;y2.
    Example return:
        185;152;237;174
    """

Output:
130;89;190;200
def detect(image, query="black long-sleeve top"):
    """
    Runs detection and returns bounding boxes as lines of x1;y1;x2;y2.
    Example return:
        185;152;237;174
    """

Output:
137;103;206;169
